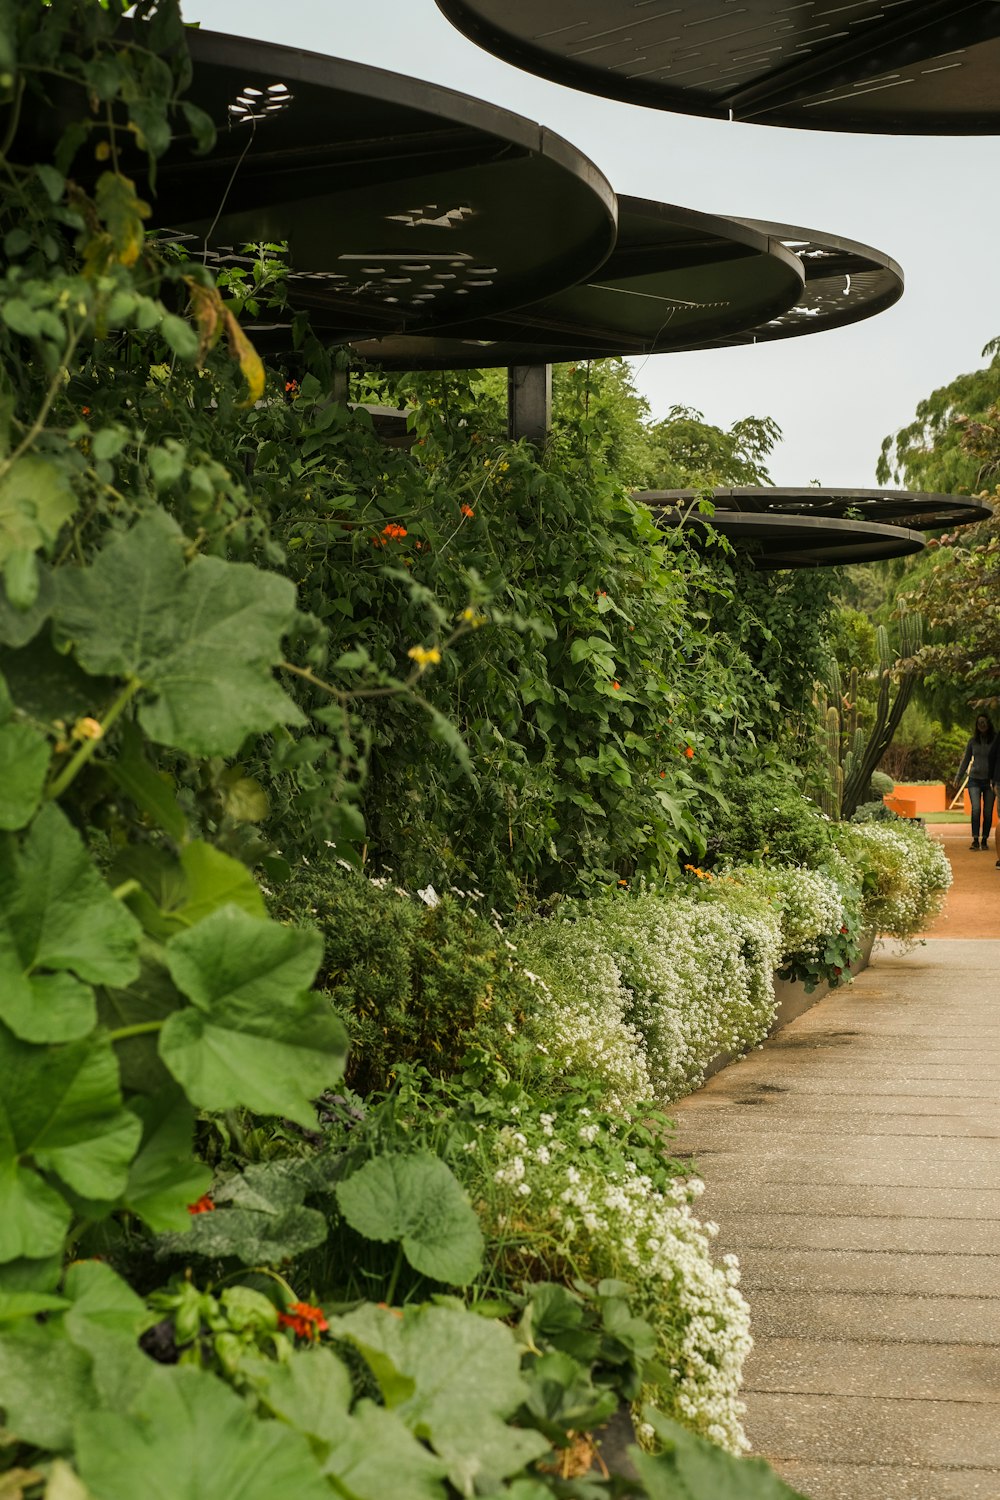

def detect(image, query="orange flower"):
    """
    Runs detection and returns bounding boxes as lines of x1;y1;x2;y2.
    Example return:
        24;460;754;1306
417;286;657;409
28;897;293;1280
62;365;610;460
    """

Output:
278;1301;329;1340
382;522;407;540
596;589;607;597
617;879;628;887
460;503;475;518
371;535;386;548
187;1194;215;1215
611;681;620;691
684;746;694;759
659;771;666;778
285;380;299;394
81;406;91;417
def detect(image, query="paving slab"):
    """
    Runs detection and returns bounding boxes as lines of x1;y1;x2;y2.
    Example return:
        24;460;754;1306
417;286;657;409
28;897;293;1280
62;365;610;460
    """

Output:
673;936;1000;1487
675;1116;1000;1141
747;1290;1000;1345
770;1459;1000;1500
687;1152;1000;1190
677;1129;1000;1160
746;1391;1000;1468
698;1181;1000;1219
713;1213;1000;1256
736;1247;1000;1297
743;1339;1000;1402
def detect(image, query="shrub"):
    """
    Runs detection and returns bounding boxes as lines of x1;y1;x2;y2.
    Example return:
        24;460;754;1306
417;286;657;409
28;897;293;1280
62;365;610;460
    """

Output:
833;822;952;941
514;913;653;1110
272;863;535;1092
710;769;834;868
582;891;782;1100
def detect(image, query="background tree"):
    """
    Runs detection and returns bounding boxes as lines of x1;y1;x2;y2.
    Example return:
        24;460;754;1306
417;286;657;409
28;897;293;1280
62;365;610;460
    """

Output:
875;342;1000;715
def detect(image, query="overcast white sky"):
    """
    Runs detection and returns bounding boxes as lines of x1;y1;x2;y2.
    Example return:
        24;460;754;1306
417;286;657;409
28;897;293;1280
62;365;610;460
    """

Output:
185;0;1000;487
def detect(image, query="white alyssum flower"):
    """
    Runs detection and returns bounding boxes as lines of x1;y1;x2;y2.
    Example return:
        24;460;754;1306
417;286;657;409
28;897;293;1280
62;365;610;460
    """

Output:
488;1116;752;1455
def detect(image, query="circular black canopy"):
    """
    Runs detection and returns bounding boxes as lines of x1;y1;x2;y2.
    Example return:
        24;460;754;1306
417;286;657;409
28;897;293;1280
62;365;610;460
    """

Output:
642;487;993;529
650;507;926;569
434;0;1000;134
691;221;903;348
258;205;901;368
17;28;617;343
344;197;803;367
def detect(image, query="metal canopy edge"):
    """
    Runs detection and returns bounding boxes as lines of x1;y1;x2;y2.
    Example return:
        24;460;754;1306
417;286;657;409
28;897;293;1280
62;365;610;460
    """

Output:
649;508;926;569
639;487;992;530
433;0;1000;135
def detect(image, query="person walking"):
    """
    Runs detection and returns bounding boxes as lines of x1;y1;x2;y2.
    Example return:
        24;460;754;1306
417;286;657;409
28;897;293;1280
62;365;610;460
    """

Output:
956;714;997;849
990;733;1000;867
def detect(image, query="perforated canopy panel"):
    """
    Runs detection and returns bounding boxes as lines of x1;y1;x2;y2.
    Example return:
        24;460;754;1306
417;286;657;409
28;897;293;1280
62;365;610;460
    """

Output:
649;508;926;568
434;0;1000;133
640;487;992;528
332;206;900;366
343;197;804;366
18;28;617;343
698;220;902;346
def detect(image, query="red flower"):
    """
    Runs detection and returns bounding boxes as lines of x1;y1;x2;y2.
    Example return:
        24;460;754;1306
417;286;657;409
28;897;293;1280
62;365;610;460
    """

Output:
81;406;91;417
684;746;694;759
460;504;475;518
659;771;666;778
840;926;848;935
382;523;407;541
833;966;843;976
279;1301;329;1340
187;1194;215;1215
285;380;299;394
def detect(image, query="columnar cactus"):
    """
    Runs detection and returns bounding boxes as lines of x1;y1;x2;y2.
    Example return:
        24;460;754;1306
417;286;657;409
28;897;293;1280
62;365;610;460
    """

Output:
817;613;923;820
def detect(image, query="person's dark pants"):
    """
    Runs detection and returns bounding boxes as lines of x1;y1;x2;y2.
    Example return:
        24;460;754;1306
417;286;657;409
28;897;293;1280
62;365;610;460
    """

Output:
969;779;995;841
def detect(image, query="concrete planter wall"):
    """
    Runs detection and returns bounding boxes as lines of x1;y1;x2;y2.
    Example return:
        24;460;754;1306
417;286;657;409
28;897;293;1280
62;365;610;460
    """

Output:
701;930;876;1085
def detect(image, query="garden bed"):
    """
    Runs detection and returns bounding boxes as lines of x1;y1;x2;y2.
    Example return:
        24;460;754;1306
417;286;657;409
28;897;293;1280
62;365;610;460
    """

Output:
702;931;876;1084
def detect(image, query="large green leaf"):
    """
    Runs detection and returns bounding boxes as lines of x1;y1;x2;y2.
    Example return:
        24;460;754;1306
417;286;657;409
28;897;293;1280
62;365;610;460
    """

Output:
155;1158;327;1264
60;1261;153;1414
0;566;55;647
74;1364;331;1500
160;905;345;1126
0;804;141;1043
335;1152;483;1285
0;721;49;830
0;457;76;565
54;509;303;755
321;1399;450;1500
0;1161;69;1263
334;1303;548;1496
0;1023;141;1261
0;1263;149;1451
0;1319;94;1450
157;1205;327;1266
121;1089;211;1232
116;841;266;941
633;1409;810;1499
248;1348;449;1500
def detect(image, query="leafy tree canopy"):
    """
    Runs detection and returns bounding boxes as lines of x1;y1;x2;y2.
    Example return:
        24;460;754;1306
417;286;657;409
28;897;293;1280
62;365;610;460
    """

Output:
877;340;1000;492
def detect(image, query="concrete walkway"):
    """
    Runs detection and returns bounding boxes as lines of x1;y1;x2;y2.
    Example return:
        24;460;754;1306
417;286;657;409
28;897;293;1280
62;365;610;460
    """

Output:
673;940;1000;1499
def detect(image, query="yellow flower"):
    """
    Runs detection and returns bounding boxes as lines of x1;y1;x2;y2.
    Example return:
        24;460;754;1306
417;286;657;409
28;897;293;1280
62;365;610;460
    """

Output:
73;716;103;741
407;645;442;671
459;607;488;628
